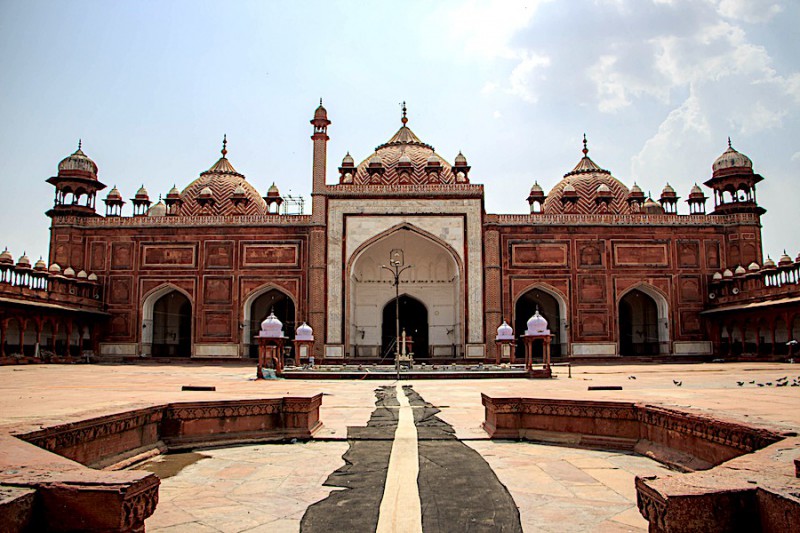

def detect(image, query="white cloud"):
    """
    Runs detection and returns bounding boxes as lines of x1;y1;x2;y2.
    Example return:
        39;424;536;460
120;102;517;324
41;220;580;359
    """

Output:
791;151;800;162
481;82;498;95
493;110;503;119
508;51;551;103
713;0;783;23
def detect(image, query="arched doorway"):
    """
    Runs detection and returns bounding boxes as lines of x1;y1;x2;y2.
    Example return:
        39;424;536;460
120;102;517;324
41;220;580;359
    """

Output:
619;288;662;355
247;288;295;358
514;288;563;359
151;291;192;357
382;295;429;359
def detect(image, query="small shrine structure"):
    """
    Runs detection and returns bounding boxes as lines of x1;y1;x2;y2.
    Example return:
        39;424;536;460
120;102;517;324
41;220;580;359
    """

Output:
494;320;515;364
293;322;315;366
522;309;553;377
257;311;286;378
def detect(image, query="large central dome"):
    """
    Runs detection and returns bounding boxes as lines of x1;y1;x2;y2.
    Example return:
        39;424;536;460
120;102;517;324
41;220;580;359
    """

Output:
339;108;469;186
543;137;631;215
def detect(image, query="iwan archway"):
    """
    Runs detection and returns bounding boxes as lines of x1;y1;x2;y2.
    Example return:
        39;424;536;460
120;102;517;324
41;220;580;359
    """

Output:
618;284;670;355
141;285;193;357
382;294;429;359
348;225;463;359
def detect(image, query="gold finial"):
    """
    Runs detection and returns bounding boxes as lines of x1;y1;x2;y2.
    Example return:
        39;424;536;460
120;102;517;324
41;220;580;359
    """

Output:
400;101;408;125
221;134;228;157
582;134;588;156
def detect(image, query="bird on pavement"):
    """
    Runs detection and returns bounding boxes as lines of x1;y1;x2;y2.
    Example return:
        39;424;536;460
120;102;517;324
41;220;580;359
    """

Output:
737;381;744;386
673;380;682;386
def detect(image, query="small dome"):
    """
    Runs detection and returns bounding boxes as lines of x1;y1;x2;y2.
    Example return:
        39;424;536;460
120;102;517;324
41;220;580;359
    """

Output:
48;263;61;273
58;141;98;177
734;265;746;276
34;257;47;271
369;154;383;166
313;100;328;121
496;320;513;341
426;154;440;165
778;251;793;266
16;254;31;268
76;269;88;279
661;183;676;197
747;262;760;272
342;152;355;166
763;256;776;269
259;311;284;338
642;197;664;214
597;183;611;194
135;185;149;200
88;272;98;281
530;181;544;193
233;183;246;196
266;183;280;197
712;271;723;281
563;183;576;193
722;268;734;278
148;200;166;217
525;310;550;336
199;186;213;198
630;183;643;194
106;186;123;201
398;154;412;165
0;248;13;264
713;139;753;174
454;151;468;165
690;184;703;195
168;184;181;196
296;322;314;341
63;266;76;277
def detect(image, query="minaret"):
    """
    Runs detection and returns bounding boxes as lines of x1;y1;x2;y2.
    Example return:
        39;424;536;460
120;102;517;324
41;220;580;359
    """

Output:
310;99;330;224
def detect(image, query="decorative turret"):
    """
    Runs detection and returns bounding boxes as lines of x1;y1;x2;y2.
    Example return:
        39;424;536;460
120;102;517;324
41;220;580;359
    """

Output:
46;140;106;218
103;186;125;217
560;183;579;211
147;197;166;217
338;152;355;184
704;138;765;216
687;183;707;215
527;181;546;213
425;154;442;183
311;98;330;200
397;153;413;184
263;183;283;214
595;183;613;210
164;184;182;215
627;183;646;211
197;186;215;209
453;151;470;183
131;185;151;216
642;197;664;215
366;153;385;182
658;183;679;214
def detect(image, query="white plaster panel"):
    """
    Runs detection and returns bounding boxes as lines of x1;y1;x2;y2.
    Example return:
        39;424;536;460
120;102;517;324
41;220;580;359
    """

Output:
672;341;713;355
570;343;618;356
327;198;484;345
99;343;138;356
193;344;239;357
465;344;485;358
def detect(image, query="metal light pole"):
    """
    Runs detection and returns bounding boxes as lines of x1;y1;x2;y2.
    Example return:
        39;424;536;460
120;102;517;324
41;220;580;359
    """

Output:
382;249;412;379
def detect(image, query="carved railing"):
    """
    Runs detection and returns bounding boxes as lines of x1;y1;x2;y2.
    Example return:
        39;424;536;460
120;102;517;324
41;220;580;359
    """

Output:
486;212;761;226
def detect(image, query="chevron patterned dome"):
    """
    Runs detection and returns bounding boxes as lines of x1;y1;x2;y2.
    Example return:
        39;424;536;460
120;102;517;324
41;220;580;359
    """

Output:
180;136;266;216
543;136;631;215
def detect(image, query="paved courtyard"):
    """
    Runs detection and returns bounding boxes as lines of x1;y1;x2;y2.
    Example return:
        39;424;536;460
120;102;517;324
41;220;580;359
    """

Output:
2;361;799;532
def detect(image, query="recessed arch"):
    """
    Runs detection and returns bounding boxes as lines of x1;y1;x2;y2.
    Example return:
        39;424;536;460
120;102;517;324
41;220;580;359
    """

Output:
242;284;297;358
141;284;193;357
347;223;463;359
381;293;428;359
513;283;569;358
617;283;670;355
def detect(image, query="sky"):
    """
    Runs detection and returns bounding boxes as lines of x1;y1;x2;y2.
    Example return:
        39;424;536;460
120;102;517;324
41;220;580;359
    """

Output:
0;0;798;264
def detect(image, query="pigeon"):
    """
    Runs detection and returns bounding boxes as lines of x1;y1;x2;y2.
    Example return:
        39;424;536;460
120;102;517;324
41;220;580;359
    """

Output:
758;383;765;387
628;375;637;380
673;380;682;386
777;376;788;382
766;382;772;386
737;381;744;386
749;380;756;384
776;381;788;387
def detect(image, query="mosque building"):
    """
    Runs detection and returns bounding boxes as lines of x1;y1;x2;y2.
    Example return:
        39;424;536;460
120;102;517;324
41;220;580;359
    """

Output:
0;102;798;363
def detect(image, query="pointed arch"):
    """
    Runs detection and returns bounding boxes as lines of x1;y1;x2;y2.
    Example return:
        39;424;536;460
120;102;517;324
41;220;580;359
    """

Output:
141;284;193;357
513;283;569;358
617;283;670;354
241;284;297;358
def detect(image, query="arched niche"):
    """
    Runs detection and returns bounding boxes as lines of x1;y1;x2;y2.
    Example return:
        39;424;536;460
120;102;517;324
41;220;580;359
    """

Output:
242;286;296;358
142;285;193;357
513;284;568;358
618;284;670;355
382;294;429;360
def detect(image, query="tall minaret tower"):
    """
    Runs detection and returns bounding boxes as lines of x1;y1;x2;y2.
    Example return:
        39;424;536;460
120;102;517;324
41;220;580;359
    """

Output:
310;99;331;224
308;100;330;357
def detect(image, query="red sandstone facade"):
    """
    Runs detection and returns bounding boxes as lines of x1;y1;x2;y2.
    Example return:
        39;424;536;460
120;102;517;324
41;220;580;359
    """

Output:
1;103;798;363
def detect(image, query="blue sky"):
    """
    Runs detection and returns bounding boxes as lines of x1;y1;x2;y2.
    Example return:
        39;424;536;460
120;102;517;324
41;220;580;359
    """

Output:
1;0;798;264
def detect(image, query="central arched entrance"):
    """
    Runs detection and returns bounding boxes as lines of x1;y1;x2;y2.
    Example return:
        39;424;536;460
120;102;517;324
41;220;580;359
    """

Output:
382;295;429;359
246;288;296;359
348;224;462;359
514;287;564;359
151;291;192;357
618;288;661;356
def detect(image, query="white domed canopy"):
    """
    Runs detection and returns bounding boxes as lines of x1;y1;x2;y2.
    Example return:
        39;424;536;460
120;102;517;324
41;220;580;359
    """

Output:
148;200;166;217
734;265;746;276
722;268;734;278
747;262;760;271
496;320;513;341
88;272;98;281
713;139;753;173
525;310;551;336
63;266;76;277
259;311;284;338
0;248;14;264
342;152;355;166
296;322;314;341
77;269;88;279
58;141;98;177
48;263;61;273
712;271;723;280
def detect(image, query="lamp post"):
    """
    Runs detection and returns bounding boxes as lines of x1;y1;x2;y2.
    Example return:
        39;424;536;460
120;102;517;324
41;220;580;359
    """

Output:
382;249;412;379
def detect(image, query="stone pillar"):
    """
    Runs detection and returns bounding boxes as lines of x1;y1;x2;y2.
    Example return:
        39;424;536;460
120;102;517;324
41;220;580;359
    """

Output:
484;229;502;362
